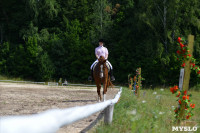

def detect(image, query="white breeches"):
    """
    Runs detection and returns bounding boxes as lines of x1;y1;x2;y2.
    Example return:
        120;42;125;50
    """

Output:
90;59;113;70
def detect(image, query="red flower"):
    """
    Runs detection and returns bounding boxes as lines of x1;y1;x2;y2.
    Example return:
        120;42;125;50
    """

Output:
182;95;187;100
182;63;185;67
176;91;181;97
190;104;195;108
174;108;178;113
182;49;186;53
186;113;191;119
177;37;181;43
170;87;174;94
192;63;195;68
186;95;189;100
176;50;180;54
188;54;191;57
185;106;188;110
198;70;200;74
186;115;191;119
184;90;187;95
174;86;178;91
180;43;184;48
178;99;182;105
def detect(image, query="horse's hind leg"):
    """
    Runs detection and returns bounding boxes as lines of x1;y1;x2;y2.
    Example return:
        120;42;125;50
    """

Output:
97;84;101;102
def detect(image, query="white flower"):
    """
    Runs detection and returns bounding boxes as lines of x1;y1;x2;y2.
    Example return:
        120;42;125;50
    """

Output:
130;109;137;115
142;100;146;103
153;92;157;95
160;88;164;91
159;112;165;115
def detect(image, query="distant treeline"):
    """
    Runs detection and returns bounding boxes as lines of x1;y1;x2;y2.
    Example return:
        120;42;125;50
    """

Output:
0;0;200;87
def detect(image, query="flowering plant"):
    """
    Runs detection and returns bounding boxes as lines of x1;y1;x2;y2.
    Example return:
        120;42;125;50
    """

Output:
135;68;145;94
169;36;197;121
177;37;200;77
170;85;195;120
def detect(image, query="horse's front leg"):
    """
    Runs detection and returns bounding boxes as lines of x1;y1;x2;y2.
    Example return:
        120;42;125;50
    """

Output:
97;84;101;102
103;81;108;102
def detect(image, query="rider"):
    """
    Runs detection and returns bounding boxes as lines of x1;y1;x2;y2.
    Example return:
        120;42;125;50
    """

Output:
88;39;115;81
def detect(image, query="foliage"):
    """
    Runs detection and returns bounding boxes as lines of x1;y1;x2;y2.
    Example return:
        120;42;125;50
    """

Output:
0;0;199;87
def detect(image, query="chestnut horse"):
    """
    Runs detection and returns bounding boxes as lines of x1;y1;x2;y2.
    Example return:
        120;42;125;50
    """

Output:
93;56;113;102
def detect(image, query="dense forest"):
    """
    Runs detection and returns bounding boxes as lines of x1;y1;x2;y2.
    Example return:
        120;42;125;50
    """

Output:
0;0;200;87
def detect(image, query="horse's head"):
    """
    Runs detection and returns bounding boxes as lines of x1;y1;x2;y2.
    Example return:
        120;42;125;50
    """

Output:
98;56;106;64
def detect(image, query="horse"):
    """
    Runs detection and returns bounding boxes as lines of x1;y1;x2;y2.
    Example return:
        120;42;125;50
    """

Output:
93;56;113;102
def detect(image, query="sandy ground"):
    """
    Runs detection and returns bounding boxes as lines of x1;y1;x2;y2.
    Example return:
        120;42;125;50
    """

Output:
0;82;119;133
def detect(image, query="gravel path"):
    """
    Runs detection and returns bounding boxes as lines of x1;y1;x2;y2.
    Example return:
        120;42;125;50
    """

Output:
0;82;118;133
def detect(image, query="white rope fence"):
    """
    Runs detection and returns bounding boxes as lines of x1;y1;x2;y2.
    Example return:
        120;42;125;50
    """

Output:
0;87;122;133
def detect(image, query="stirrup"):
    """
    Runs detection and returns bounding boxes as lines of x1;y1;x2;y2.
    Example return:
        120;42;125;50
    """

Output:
111;76;115;81
88;76;93;81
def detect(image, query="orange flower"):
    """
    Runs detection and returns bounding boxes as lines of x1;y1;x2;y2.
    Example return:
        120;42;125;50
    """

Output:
174;86;178;91
170;87;174;94
182;95;186;100
176;91;181;97
190;104;195;108
186;95;189;100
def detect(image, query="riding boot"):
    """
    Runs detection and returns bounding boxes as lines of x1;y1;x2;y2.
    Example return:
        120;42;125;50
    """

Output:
88;69;93;81
109;69;115;81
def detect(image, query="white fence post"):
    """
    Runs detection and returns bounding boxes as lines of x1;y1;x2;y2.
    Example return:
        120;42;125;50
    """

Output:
104;104;114;124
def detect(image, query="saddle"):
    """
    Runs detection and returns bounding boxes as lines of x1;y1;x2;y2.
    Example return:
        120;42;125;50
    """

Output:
93;62;110;72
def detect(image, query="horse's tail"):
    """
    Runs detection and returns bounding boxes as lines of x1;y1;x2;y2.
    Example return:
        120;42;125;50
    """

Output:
107;77;114;89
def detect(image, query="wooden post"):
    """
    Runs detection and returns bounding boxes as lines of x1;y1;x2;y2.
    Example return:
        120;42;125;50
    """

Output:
178;35;194;123
137;68;141;98
104;105;114;124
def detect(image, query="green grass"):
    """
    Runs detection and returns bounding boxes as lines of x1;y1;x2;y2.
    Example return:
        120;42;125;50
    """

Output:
93;87;200;133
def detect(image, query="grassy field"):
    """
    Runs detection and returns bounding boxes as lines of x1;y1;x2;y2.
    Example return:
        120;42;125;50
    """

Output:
93;87;200;133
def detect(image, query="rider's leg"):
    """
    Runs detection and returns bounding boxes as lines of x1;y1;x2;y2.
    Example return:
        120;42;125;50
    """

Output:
106;60;115;81
88;60;98;81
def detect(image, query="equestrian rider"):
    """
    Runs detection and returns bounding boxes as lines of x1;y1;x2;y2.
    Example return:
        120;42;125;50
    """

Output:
88;39;115;81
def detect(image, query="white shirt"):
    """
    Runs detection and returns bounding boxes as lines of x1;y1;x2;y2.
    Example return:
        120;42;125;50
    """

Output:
95;46;108;59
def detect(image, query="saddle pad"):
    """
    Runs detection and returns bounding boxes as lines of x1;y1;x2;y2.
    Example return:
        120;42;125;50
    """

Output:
93;62;110;72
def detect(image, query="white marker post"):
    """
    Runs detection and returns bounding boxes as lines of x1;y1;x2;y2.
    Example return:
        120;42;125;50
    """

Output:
179;68;184;90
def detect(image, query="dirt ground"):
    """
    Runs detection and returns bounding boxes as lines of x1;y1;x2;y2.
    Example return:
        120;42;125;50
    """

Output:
0;82;119;133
